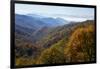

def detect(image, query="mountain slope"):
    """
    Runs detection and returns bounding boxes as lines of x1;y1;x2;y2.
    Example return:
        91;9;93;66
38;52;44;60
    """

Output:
15;14;95;66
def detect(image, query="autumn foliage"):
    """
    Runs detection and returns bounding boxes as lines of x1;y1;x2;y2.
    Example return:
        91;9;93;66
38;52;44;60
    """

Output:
15;20;96;66
64;25;95;62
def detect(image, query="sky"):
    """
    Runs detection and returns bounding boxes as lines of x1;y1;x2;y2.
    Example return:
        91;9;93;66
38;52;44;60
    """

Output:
15;3;95;22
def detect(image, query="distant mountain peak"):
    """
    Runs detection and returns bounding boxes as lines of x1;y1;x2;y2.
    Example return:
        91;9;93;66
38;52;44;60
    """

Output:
27;14;46;19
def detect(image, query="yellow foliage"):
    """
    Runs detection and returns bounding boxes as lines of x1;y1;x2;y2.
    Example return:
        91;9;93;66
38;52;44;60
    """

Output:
16;57;36;66
36;46;65;64
64;25;95;62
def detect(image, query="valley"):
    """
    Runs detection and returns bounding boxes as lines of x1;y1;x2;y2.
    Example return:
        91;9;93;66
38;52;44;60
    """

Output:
15;14;95;66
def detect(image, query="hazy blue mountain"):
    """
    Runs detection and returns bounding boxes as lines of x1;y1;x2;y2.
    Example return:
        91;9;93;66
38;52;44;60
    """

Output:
16;14;49;30
15;13;70;42
15;14;69;28
27;14;46;19
27;14;69;27
41;17;68;27
15;13;69;36
15;14;46;30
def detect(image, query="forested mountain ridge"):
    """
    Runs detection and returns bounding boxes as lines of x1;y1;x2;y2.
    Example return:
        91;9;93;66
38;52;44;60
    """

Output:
15;14;95;66
35;20;95;64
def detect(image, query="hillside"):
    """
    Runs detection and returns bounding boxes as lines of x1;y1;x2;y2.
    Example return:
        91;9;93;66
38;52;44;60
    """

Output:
35;20;95;64
15;15;95;66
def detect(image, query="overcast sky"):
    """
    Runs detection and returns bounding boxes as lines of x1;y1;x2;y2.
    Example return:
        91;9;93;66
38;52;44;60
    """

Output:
15;3;94;22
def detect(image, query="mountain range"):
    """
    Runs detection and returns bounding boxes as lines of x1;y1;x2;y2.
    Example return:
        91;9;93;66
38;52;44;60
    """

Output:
15;14;69;42
15;13;95;66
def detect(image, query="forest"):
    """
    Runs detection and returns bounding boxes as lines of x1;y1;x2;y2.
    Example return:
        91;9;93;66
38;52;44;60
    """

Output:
15;14;95;66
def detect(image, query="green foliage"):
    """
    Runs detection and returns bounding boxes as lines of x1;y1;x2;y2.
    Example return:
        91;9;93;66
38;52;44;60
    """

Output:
36;39;66;64
16;57;37;66
64;25;95;62
15;43;42;66
15;20;95;66
37;48;64;64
